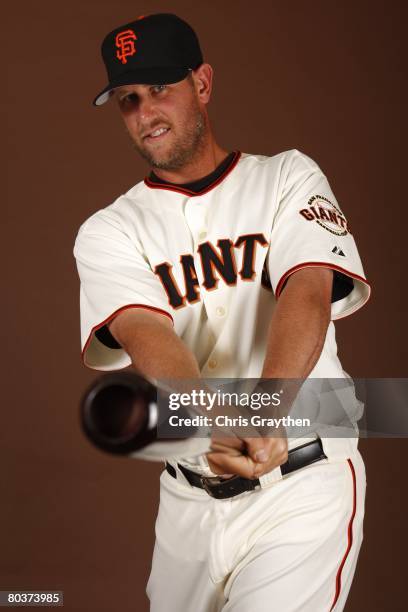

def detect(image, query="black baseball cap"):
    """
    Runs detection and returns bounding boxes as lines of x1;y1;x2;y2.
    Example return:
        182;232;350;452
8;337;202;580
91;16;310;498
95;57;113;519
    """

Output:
93;13;203;106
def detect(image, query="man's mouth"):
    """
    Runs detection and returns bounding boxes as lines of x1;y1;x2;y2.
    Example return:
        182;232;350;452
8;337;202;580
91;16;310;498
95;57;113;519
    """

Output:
143;127;170;141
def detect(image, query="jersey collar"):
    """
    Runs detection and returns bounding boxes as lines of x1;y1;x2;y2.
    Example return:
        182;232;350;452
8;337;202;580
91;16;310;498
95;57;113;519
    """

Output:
144;150;241;196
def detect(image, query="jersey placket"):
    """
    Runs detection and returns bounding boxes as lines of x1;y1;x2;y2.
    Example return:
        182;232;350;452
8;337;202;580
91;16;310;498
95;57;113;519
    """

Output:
183;195;230;375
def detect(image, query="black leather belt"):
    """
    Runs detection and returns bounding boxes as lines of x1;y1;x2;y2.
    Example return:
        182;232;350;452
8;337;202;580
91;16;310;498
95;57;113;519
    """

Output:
165;438;327;499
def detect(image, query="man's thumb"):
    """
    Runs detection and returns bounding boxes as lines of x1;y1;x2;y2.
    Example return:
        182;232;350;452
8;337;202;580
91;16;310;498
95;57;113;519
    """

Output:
244;438;270;463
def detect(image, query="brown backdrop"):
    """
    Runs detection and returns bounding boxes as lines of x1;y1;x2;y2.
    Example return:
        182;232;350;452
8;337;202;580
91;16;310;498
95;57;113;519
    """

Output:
3;1;407;610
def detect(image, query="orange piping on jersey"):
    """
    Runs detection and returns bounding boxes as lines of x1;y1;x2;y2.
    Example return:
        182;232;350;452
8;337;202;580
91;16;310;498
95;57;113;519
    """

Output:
143;151;242;197
275;262;371;316
330;459;357;611
81;304;174;364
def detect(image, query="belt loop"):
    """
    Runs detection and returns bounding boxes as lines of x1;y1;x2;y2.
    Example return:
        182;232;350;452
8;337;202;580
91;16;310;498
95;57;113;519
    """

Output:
165;461;194;488
174;462;200;489
165;461;176;478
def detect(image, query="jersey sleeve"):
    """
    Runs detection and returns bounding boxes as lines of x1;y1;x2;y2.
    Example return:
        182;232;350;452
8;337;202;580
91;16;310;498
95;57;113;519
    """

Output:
267;150;371;319
73;212;174;371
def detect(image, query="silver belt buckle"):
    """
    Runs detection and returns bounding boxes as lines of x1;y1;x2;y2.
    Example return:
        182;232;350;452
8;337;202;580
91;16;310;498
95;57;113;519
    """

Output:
199;475;222;497
199;474;248;498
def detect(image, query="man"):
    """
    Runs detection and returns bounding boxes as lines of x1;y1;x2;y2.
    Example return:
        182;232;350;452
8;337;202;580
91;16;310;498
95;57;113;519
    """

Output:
74;13;371;612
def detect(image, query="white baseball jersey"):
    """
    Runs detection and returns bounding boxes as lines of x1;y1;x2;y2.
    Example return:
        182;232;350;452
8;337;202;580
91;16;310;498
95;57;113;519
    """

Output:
73;149;371;468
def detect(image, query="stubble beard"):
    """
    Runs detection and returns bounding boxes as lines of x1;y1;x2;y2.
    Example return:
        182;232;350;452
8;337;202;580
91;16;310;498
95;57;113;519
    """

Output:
129;105;207;172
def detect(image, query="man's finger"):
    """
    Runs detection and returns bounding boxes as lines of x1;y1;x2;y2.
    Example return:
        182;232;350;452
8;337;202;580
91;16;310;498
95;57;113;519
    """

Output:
209;436;246;454
206;451;259;479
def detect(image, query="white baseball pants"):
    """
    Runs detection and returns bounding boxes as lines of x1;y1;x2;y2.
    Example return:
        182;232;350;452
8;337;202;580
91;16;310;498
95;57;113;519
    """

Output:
146;450;366;612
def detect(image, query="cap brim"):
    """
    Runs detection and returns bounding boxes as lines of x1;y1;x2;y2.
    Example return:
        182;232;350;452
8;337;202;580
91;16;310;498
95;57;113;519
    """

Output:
92;67;190;106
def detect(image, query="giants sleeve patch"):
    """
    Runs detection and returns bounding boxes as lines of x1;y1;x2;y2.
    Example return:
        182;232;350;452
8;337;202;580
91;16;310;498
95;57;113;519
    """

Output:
299;195;351;236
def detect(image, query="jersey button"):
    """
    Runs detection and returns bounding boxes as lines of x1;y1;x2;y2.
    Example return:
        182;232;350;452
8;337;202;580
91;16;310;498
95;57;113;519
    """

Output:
198;229;207;240
215;306;226;317
208;358;218;370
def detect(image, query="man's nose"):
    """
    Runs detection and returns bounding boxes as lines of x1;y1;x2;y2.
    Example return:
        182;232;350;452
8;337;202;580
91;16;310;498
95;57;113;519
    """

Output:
138;97;157;122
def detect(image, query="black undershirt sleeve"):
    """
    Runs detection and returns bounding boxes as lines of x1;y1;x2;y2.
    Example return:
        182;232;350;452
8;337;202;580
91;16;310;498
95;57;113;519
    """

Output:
332;271;354;302
277;270;354;301
95;325;122;349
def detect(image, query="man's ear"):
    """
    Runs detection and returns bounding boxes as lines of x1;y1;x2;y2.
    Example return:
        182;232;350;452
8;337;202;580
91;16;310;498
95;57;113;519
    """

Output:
192;63;213;104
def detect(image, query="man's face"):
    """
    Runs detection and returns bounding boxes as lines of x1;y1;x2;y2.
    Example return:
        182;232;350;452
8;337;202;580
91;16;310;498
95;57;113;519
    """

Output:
115;75;206;171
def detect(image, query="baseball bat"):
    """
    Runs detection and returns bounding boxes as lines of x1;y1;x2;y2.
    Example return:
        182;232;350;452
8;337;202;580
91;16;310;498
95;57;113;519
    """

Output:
80;371;212;461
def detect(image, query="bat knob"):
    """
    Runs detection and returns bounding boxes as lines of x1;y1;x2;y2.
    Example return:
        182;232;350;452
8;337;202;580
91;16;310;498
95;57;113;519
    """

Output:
80;371;158;455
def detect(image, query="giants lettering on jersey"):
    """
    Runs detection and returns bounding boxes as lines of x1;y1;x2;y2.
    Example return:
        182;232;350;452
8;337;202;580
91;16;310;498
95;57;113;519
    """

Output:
154;233;268;308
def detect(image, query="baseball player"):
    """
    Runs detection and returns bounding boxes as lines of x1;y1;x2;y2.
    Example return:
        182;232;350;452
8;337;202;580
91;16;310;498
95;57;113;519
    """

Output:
74;13;371;612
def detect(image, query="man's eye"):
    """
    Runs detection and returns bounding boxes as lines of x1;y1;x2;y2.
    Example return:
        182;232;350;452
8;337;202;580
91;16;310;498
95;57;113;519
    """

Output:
119;93;137;104
152;85;167;93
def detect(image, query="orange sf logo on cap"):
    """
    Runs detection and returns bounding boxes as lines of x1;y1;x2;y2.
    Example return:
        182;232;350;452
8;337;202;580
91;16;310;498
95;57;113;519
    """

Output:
115;29;137;64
